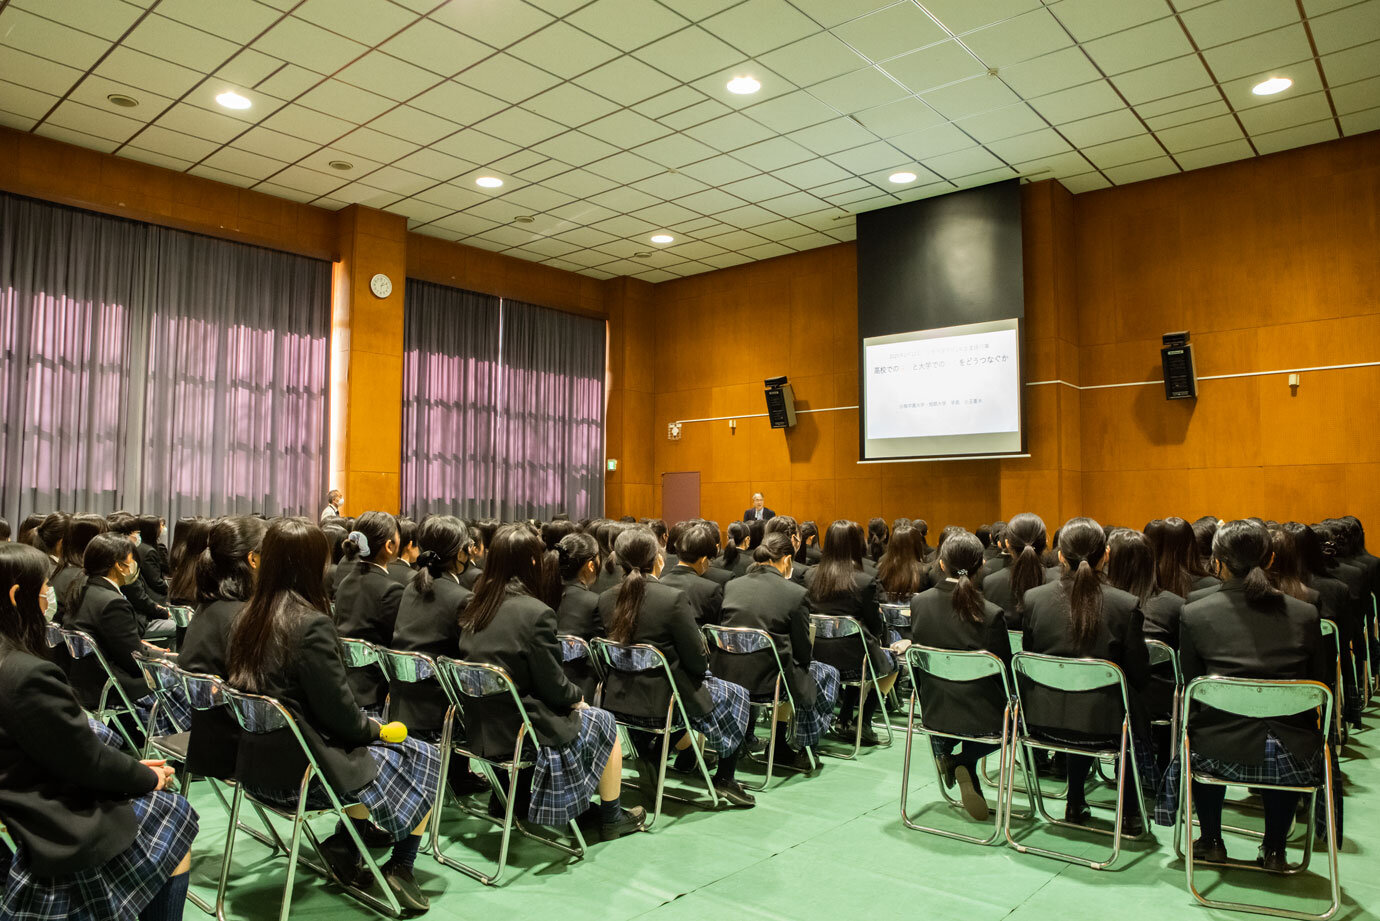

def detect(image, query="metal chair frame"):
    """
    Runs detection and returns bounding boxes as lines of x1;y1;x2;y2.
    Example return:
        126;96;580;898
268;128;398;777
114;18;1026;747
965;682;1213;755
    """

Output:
1319;621;1346;745
217;686;403;921
61;626;146;751
703;624;818;789
1173;676;1339;921
1002;651;1151;871
589;638;721;827
809;613;894;758
900;645;1027;846
432;657;586;886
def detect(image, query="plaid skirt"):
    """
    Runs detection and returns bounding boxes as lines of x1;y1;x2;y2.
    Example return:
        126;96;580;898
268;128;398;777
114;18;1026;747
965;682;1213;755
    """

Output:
793;661;841;750
529;707;616;827
1155;734;1325;830
689;677;752;758
86;717;125;751
245;736;440;842
0;791;198;921
135;688;192;739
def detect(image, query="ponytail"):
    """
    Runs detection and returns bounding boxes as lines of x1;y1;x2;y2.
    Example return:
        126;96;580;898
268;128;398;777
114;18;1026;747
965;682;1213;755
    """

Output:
951;572;984;623
1067;559;1103;653
412;549;447;600
538;548;563;610
939;530;987;623
1243;565;1281;605
1006;512;1048;615
607;528;657;642
1212;519;1284;610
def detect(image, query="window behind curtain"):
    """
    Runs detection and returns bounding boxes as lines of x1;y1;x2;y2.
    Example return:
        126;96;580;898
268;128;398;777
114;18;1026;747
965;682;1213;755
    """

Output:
402;281;606;520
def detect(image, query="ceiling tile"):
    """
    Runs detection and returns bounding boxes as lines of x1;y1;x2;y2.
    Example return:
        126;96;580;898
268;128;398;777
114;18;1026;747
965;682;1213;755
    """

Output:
889;121;976;159
985;126;1074;161
68;73;174;117
266;164;349;196
689;61;798;110
1320;40;1380;86
156;0;282;44
0;46;82;97
632;27;746;82
591;213;659;237
808;66;910;112
827;138;912;172
333;126;420;162
202;145;289;180
700;0;820;56
1332;75;1380;114
414;181;489;210
851;96;946;137
456;53;561;104
759;32;869;86
631;200;701;227
1060;107;1147;147
95;47;203;98
730;135;816;169
394;146;478;179
380;19;492;78
582;108;672;147
261;104;354;144
567;0;691;52
365;106;459;147
296;0;417;44
787;117;877;155
955;102;1048;142
1081;132;1164;168
234;125;319;162
127;125;220;161
34;122;120;153
758;190;831;217
256;64;321;100
674;187;749;214
584;150;665;183
532;130;622;166
1180;0;1300;49
1048;0;1171;42
298;79;396;124
508;22;621;78
963;9;1074;68
1306;2;1380;54
1339;105;1380;135
0;7;116;70
429;211;501;237
254;16;368;74
214;49;284;90
1059;171;1112;192
920;0;1042;35
502;183;577;212
1135;85;1223;118
921;74;1021;119
1174;137;1255;170
299;145;383;178
575;56;680;105
656;96;732;129
922;145;1007;178
1219;65;1324;112
684;111;776;151
475;106;567;146
1028;79;1126;123
337;52;440;102
1084;18;1194;75
118;146;196;172
1102;155;1178;184
547;199;619;224
557;226;620;248
1236;90;1334;133
631;170;709;198
743;90;839;132
361;165;436;197
45;100;143;144
721;172;796;199
1110;55;1214;106
1000;47;1103;98
633;132;719;168
410;81;509;125
542;168;619;198
1143;98;1230;130
523;84;622;127
832;4;948;62
155;103;252;144
428;0;554;49
882;41;986;94
124;13;240;72
1154;112;1245;152
513;158;573;182
1008;148;1092;178
11;0;143;43
433;127;519;165
788;0;894;29
1201;25;1313;82
773;157;854;188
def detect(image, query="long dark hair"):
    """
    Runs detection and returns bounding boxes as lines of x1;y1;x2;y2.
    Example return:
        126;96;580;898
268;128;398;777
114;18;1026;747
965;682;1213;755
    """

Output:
877;525;926;597
809;519;860;601
196;516;266;605
542;519;576;551
1285;521;1331;583
1006;512;1048;616
722;521;750;569
1105;529;1158;606
35;512;70;557
596;521;631;576
168;518;213;605
55;514;108;573
227;518;330;692
1057;518;1107;654
866;517;889;562
462;525;548;633
940;529;987;623
1192;516;1218;570
136;515;163;547
1212;519;1283;607
795;520;818;563
913;519;932;560
1146;516;1201;597
0;543;54;657
16;514;44;546
607;528;658;643
553;532;599;581
1266;526;1310;602
412;515;469;601
342;510;398;572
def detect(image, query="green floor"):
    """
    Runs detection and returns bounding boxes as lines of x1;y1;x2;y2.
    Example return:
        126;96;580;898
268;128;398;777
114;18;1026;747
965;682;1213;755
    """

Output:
189;708;1380;921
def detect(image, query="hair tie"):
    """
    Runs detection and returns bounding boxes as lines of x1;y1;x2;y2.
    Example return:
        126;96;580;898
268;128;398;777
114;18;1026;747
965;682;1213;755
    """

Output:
347;530;370;558
556;544;573;568
955;568;968;577
417;550;444;575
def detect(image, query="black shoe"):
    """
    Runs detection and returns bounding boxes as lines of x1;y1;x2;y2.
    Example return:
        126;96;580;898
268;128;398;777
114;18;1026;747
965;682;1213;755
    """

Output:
318;834;367;887
381;861;429;914
1121;814;1145;837
776;745;813;772
356;823;395;848
672;747;717;774
486;793;508;820
934;754;957;790
1257;846;1290;874
954;765;989;821
746;734;767;754
713;779;756;808
858;723;880;746
1193;837;1228;863
1064;803;1092;825
448;772;489;797
599;805;647;841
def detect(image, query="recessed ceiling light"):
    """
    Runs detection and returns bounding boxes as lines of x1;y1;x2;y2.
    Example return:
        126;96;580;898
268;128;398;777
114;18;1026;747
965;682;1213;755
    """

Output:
215;90;251;110
889;171;918;184
1252;76;1292;96
514;215;535;223
328;160;353;171
650;234;674;244
726;76;761;95
475;176;503;188
106;93;138;108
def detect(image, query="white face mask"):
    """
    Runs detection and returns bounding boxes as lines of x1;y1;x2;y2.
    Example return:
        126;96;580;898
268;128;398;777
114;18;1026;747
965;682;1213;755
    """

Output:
120;560;140;586
43;586;57;620
132;533;142;546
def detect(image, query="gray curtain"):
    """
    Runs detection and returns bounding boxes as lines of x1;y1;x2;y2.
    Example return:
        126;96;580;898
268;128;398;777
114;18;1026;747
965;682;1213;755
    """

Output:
0;192;330;526
402;282;605;520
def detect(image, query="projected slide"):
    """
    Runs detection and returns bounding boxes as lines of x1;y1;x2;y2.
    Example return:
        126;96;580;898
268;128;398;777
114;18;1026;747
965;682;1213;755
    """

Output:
862;318;1022;460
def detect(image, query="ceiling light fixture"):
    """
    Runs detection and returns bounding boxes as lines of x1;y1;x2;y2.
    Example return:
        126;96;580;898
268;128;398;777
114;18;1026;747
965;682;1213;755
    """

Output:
514;215;535;223
634;251;654;258
1252;76;1292;96
650;233;674;244
726;76;761;95
475;176;503;188
106;93;138;108
215;90;251;110
889;171;918;184
328;160;353;171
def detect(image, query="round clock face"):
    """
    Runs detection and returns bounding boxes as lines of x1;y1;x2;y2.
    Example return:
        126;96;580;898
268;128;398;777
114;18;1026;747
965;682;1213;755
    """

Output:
369;273;392;298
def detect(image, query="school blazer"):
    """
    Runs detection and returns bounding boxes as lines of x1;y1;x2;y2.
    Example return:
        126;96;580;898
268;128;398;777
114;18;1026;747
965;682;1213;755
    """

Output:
333;564;403;711
908;582;1011;736
719;567;818;708
597;580;713;719
232;610;381;792
386;559;415;587
0;647;159;875
50;565;82;625
179;599;243;779
120;576;164;634
1019;580;1150;739
456;584;583;753
590;565;622;596
982;545;1009;576
982;565;1059;629
327;561;350;599
1140;590;1186;647
458;561;482;590
804;567;890;675
659;564;725;626
66;580;148;710
135;542;169;604
555;579;600;640
1179;581;1329;763
702;565;733;587
391;575;472;735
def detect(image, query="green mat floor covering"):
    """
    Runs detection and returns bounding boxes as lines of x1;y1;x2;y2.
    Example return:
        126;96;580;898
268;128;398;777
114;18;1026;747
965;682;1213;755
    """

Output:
187;708;1380;921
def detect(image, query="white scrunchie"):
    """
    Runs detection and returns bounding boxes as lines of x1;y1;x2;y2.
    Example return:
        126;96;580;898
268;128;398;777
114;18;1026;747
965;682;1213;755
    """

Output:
347;530;371;558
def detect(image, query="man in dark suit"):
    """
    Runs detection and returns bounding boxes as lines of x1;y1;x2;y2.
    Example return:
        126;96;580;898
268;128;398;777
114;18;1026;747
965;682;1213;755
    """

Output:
742;492;776;523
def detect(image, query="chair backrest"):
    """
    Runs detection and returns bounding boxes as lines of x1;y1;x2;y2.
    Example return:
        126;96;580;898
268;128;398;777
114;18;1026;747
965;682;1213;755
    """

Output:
880;602;911;629
1012;651;1125;694
176;667;226;712
222;685;299;737
375;647;438;684
1144;639;1182;684
558;634;591;663
590;638;680;722
904;644;1012;735
811;614;862;639
434;657;537;764
1184;676;1332;727
1008;630;1023;655
60;627;101;660
339;637;380;668
703;624;787;701
167;605;194;628
45;622;63;648
703;624;774;654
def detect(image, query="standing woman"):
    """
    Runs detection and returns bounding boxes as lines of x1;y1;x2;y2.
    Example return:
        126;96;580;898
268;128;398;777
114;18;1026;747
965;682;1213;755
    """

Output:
807;520;898;744
0;542;198;921
551;532;601;639
334;511;403;716
457;525;645;841
983;513;1057;629
720;533;840;768
227;518;437;910
1021;518;1153;829
893;530;1009;820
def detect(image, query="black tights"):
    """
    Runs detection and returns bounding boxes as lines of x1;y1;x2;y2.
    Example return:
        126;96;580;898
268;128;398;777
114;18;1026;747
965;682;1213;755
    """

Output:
139;871;189;921
1066;754;1139;815
1194;783;1299;851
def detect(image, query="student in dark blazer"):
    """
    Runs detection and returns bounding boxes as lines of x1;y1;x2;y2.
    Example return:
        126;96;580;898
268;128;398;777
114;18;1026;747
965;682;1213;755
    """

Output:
458;520;498;591
1287;522;1365;725
322;523;350;600
1146;516;1219;597
50;514;108;625
656;522;724;626
179;515;266;780
743;492;775;522
457;525;645;841
333;511;404;715
551;532;601;640
105;512;174;640
1105;529;1185;646
796;521;822;567
701;520;734;586
135;515;170;604
386;516;419;587
983;512;1058;629
716;521;753;579
0;542;196;921
877;524;930;605
893;529;1009;820
766;515;811;587
1172;520;1331;869
1021;518;1152;830
166;518;212;608
227;517;437;910
598;528;754;807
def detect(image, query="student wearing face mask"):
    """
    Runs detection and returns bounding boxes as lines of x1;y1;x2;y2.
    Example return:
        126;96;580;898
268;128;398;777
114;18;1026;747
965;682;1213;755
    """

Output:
105;513;175;641
657;523;724;626
551;532;601;640
386;517;420;587
334;512;404;717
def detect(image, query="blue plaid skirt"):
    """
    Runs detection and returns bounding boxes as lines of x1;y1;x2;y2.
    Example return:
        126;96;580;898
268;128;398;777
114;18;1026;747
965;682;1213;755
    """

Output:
86;717;125;751
794;661;841;750
0;791;198;921
246;736;440;842
530;707;616;827
1156;734;1325;830
135;688;192;738
690;677;752;757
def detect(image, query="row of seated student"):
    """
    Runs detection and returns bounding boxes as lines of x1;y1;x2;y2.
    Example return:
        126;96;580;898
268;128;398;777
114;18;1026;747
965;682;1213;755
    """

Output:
0;506;1374;918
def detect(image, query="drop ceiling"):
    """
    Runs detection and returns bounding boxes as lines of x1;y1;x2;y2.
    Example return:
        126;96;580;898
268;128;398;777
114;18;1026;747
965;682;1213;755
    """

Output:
1;0;1376;282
